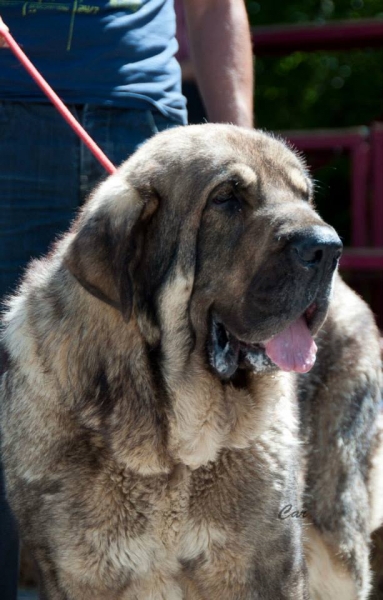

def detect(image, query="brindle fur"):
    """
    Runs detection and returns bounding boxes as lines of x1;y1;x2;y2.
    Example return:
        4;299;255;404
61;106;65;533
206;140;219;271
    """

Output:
0;125;382;600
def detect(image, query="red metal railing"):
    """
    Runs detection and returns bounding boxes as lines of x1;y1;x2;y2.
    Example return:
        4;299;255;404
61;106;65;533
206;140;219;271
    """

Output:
251;18;383;54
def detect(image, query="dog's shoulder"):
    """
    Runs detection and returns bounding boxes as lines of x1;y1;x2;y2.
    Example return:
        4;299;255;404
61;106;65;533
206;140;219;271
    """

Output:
300;274;381;396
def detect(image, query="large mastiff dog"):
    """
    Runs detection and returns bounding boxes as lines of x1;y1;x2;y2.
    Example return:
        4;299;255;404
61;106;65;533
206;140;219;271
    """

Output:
1;125;382;599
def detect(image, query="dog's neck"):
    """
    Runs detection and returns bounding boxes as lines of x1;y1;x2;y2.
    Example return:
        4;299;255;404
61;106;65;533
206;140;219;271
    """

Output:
29;278;297;475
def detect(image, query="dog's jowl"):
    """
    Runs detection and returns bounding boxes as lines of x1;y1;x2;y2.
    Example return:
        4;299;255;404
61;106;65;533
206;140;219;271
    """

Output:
1;125;382;600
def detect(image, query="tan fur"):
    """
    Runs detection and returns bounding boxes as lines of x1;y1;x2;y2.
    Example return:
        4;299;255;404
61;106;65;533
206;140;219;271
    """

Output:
1;124;381;600
368;411;383;533
305;524;358;599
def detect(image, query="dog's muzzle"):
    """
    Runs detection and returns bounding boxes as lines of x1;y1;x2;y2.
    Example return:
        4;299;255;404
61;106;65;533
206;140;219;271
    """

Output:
207;226;342;380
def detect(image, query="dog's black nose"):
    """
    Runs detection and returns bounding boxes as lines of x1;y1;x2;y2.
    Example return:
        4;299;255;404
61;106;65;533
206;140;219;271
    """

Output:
290;226;343;269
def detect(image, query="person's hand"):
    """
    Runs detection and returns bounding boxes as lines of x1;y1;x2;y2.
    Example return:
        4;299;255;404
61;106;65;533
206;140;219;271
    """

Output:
0;17;9;48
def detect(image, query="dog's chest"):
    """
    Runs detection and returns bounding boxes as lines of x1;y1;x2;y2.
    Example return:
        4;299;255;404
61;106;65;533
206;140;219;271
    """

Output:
93;449;259;579
57;440;285;594
106;462;228;550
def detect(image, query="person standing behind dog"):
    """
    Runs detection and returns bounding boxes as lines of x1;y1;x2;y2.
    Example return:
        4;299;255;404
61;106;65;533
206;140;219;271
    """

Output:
0;2;253;598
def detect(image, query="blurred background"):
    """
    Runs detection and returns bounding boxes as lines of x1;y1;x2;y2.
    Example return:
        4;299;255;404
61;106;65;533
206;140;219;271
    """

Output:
249;0;382;134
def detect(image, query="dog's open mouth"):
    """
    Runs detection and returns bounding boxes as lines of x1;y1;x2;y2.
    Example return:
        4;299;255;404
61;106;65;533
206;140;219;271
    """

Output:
208;305;318;379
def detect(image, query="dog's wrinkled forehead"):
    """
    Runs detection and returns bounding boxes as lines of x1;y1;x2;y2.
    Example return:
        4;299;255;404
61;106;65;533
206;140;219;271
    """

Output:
126;124;312;203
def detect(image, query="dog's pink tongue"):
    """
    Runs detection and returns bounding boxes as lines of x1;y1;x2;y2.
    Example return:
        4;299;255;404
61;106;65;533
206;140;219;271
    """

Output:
264;316;317;373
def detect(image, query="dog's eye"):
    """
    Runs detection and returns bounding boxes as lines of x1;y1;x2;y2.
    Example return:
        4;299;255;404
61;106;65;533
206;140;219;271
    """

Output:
213;193;235;205
212;190;241;210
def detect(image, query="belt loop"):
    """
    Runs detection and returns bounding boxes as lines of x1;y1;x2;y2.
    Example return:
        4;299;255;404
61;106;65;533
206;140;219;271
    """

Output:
146;110;159;134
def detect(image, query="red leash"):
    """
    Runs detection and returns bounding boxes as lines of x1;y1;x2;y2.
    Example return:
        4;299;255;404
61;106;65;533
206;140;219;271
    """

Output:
0;18;117;175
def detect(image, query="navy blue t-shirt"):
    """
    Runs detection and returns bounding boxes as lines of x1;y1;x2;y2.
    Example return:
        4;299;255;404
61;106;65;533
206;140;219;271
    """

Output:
0;0;187;124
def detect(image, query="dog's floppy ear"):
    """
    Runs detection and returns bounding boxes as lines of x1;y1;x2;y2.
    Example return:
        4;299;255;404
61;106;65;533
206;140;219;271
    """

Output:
63;173;158;321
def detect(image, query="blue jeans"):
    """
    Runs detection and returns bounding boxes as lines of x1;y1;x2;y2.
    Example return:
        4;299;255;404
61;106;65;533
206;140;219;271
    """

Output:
0;101;178;599
0;102;178;299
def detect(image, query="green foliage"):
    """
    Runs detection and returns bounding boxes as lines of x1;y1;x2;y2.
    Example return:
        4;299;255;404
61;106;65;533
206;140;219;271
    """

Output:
248;0;383;129
247;0;383;25
256;48;383;130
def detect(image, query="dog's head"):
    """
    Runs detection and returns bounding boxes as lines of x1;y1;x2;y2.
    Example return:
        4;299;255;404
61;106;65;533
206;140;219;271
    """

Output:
64;125;342;379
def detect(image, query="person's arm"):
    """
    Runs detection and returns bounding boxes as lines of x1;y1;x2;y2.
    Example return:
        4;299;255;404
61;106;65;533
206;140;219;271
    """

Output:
183;0;254;128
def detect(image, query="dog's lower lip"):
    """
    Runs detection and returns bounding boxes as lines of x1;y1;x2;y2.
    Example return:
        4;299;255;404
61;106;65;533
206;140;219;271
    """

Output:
303;302;319;331
240;340;266;351
208;315;275;378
